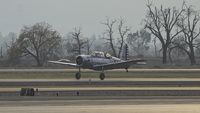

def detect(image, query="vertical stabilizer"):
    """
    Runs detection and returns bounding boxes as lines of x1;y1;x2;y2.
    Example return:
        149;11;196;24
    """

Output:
122;44;129;61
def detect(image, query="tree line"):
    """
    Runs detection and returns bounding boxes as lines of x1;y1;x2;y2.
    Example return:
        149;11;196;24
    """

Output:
145;1;200;65
0;1;200;67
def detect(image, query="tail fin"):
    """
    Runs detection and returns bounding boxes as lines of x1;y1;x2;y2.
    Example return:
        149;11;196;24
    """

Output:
122;44;129;60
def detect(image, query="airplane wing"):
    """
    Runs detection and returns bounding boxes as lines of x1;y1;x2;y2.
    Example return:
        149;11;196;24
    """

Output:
48;61;79;67
93;59;146;70
57;59;70;62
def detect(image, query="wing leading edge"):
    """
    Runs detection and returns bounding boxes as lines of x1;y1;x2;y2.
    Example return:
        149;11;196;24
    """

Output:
48;61;79;67
93;59;146;70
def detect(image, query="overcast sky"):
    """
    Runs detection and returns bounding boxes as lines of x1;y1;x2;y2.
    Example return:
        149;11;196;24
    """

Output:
0;0;200;37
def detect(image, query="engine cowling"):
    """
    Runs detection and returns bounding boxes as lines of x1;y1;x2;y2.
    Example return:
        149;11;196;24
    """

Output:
76;56;83;65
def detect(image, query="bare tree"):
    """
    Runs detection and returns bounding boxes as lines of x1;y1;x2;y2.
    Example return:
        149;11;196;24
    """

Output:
174;5;200;65
102;17;117;57
117;18;130;58
127;29;151;56
145;1;184;64
70;27;86;55
17;22;61;66
168;36;188;64
153;37;158;57
6;34;23;66
102;17;130;58
2;32;18;59
85;35;95;55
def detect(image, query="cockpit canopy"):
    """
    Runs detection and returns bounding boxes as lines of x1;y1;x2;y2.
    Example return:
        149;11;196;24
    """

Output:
91;51;112;58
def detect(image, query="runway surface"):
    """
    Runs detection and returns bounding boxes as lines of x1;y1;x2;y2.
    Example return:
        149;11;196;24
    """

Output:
0;69;200;112
1;104;200;113
1;79;200;87
2;89;200;96
2;98;200;105
1;78;200;96
1;98;200;113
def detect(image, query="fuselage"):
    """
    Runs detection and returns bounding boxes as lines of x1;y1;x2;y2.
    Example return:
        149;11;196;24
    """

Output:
76;54;124;70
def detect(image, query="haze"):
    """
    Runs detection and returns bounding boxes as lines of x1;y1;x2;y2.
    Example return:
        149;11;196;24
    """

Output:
0;0;200;36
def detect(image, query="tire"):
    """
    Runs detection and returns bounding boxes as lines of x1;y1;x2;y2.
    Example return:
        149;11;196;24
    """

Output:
75;72;81;80
99;73;105;80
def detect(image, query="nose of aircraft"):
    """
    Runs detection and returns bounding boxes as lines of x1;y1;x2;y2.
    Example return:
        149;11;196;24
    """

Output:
76;56;83;65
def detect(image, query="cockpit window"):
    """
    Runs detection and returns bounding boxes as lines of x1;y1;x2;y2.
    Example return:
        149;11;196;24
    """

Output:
105;53;111;58
92;51;104;57
92;51;111;58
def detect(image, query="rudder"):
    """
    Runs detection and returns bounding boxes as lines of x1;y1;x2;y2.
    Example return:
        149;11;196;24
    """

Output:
122;44;129;60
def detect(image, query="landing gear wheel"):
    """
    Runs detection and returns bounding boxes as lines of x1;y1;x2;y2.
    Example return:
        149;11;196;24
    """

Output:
75;72;81;80
99;73;105;80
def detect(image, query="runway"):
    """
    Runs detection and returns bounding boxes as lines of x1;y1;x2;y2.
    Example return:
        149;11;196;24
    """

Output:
0;69;200;113
1;79;200;87
1;98;200;113
2;98;200;106
1;78;200;96
1;104;200;113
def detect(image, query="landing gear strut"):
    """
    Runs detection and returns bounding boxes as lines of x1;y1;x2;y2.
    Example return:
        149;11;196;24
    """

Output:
99;73;105;80
99;67;105;80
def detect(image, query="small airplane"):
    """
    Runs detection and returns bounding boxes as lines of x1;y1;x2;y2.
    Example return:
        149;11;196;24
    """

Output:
49;46;146;80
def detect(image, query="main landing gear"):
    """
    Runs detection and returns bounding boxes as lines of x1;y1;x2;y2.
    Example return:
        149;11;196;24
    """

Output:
75;67;105;80
75;67;81;80
99;73;105;80
99;67;105;80
75;72;81;80
75;72;105;80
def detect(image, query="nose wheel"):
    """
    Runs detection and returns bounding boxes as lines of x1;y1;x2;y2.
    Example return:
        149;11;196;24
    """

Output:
75;72;81;80
99;73;105;80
